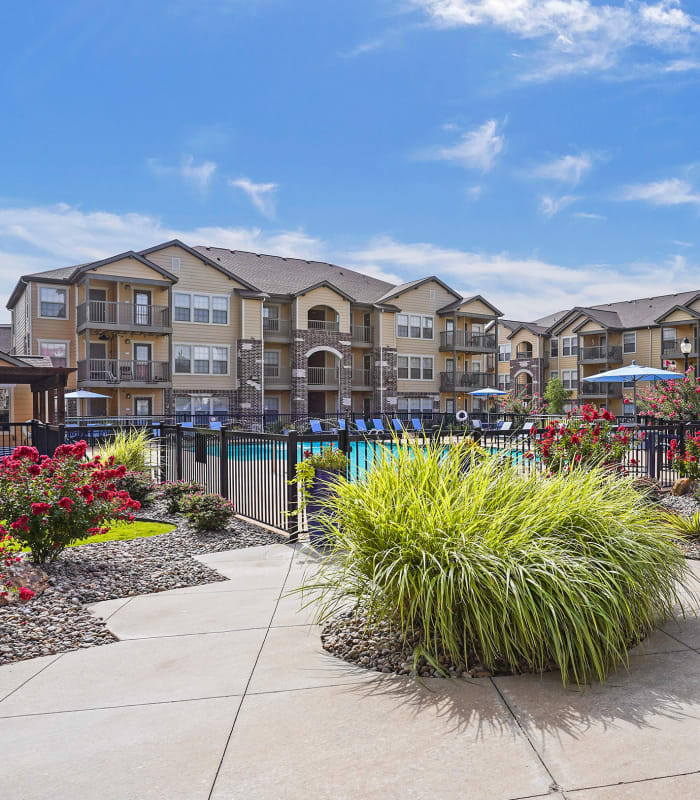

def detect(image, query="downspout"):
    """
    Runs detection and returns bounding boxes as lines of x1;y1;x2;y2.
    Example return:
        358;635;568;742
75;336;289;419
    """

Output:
452;310;457;412
260;299;265;415
379;308;384;412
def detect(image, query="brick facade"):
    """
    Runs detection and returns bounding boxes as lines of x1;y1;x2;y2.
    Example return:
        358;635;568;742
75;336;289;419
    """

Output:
236;339;264;414
290;328;353;415
510;357;546;396
371;346;398;412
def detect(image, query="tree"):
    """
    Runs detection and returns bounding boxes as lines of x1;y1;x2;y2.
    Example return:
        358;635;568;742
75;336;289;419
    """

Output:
544;377;571;414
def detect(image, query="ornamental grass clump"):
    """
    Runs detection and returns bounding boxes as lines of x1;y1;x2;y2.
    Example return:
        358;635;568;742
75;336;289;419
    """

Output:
303;438;691;686
97;429;151;473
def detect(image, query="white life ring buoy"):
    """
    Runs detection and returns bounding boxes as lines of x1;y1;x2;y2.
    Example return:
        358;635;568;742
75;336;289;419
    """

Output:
456;409;469;423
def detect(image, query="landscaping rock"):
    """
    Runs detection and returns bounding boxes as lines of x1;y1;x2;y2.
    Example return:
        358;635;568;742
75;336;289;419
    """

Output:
671;477;693;496
0;563;50;606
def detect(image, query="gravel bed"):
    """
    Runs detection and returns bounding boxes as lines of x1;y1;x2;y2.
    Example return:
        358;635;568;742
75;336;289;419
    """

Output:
321;610;557;679
0;510;284;666
659;494;700;559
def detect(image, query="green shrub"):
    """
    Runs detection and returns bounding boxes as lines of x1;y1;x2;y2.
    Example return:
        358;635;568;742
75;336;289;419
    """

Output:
158;480;205;513
302;438;690;685
181;493;235;531
115;471;155;504
663;510;700;538
97;429;151;473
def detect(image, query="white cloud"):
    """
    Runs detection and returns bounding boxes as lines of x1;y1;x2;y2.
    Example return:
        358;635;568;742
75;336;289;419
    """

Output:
147;155;217;191
0;202;698;324
540;194;577;217
429;119;505;172
410;1;700;80
621;177;700;208
573;211;605;220
468;185;483;199
228;177;279;217
673;239;694;247
531;153;594;185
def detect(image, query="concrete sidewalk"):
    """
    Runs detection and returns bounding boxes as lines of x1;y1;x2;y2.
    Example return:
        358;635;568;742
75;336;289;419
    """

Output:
1;544;699;800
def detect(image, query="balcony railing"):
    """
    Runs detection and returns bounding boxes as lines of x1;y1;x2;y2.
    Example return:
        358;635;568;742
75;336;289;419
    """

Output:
439;371;496;391
661;338;698;357
77;359;170;385
580;382;622;398
308;319;339;332
580;345;623;363
77;301;170;331
263;318;291;337
439;331;497;351
515;348;534;360
263;365;291;385
308;366;339;386
352;368;372;387
351;325;373;345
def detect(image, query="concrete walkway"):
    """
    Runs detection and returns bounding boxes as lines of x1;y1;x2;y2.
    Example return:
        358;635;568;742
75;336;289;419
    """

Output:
1;544;700;800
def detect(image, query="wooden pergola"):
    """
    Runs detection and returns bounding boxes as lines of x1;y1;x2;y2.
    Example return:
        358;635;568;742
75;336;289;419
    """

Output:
0;352;75;424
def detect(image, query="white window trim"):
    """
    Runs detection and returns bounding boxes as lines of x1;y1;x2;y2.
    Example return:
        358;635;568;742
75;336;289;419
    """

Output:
550;337;559;357
173;343;231;376
175;394;230;414
397;354;434;381
561;335;578;357
173;292;230;325
37;284;69;320
396;314;434;339
37;339;71;367
623;331;637;354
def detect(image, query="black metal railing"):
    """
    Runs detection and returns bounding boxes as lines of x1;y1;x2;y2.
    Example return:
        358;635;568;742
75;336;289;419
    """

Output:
439;371;496;391
77;359;171;384
580;345;623;362
77;301;170;331
350;325;373;344
263;318;291;336
439;331;497;350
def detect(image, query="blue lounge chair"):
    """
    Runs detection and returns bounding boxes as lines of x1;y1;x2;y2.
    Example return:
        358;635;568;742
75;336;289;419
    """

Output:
309;419;323;433
209;421;222;430
355;419;369;433
391;418;403;433
372;418;386;433
471;419;483;431
181;421;194;429
410;418;423;432
499;421;513;432
338;418;346;430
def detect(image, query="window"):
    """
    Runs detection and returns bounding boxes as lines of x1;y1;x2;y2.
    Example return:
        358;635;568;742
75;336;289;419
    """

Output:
38;341;68;368
662;327;675;341
193;346;210;373
562;336;578;357
471;360;481;372
39;287;67;318
410;315;421;338
561;369;578;390
429;288;437;300
623;332;636;354
264;396;280;413
397;313;434;339
445;398;454;413
193;296;209;323
472;323;484;336
170;256;181;273
175;395;228;417
175;396;192;415
397;314;409;338
212;296;228;325
174;345;191;373
422;316;433;339
498;374;511;391
212;347;228;374
174;293;191;322
550;338;559;358
174;293;229;324
499;343;511;362
550;371;558;380
398;355;433;380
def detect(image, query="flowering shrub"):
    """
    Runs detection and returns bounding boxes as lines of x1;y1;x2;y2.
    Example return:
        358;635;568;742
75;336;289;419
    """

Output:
535;405;632;472
158;480;205;513
0;442;140;564
115;470;156;503
181;493;235;531
0;526;34;603
668;431;700;482
498;391;547;417
637;367;700;421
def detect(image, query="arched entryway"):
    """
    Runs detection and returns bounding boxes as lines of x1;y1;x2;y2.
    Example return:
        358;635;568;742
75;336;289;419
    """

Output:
513;368;534;399
305;346;342;415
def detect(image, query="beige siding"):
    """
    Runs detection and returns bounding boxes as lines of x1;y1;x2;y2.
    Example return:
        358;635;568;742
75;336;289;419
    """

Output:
12;286;28;354
90;257;164;281
379;310;396;348
457;298;496;317
660;309;694;324
12;385;34;422
242;298;263;340
577;320;605;333
32;283;74;355
296;287;351;332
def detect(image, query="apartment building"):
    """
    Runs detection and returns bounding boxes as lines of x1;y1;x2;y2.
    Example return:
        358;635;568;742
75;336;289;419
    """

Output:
497;291;700;416
5;239;502;420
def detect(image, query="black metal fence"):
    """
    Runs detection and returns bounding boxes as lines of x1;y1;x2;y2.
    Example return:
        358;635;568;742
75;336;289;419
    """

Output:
14;418;700;539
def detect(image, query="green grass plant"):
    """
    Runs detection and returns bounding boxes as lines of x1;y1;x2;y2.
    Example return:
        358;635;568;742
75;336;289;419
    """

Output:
97;428;151;472
303;437;692;685
662;510;700;538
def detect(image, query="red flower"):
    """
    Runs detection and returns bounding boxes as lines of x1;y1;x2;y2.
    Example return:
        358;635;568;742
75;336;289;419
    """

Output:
57;497;74;511
30;502;51;515
18;587;35;602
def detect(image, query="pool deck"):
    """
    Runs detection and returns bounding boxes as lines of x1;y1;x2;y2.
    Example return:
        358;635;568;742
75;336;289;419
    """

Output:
1;545;699;800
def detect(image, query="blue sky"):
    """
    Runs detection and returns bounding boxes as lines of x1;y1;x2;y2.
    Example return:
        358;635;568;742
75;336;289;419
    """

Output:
1;0;700;321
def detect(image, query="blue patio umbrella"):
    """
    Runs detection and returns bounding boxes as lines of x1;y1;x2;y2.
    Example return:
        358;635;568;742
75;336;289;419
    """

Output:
582;360;684;411
469;387;508;415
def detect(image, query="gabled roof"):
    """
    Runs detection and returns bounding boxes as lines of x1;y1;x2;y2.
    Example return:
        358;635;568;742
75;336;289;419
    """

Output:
140;240;261;292
71;251;178;282
437;293;503;317
548;306;622;335
290;280;355;303
194;246;395;304
374;275;461;305
654;303;700;324
505;321;549;340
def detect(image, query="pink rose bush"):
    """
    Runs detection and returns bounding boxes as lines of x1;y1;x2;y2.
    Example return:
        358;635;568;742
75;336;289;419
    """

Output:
535;404;632;472
638;366;700;422
0;441;140;564
668;431;700;482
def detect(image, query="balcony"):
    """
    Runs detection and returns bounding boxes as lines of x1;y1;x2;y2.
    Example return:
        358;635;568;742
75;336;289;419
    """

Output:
308;366;339;387
439;331;497;352
661;338;698;358
263;365;291;387
351;325;373;346
263;318;291;339
308;319;339;332
580;345;623;364
439;371;496;392
77;359;171;387
579;382;622;398
77;301;171;334
352;368;372;388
